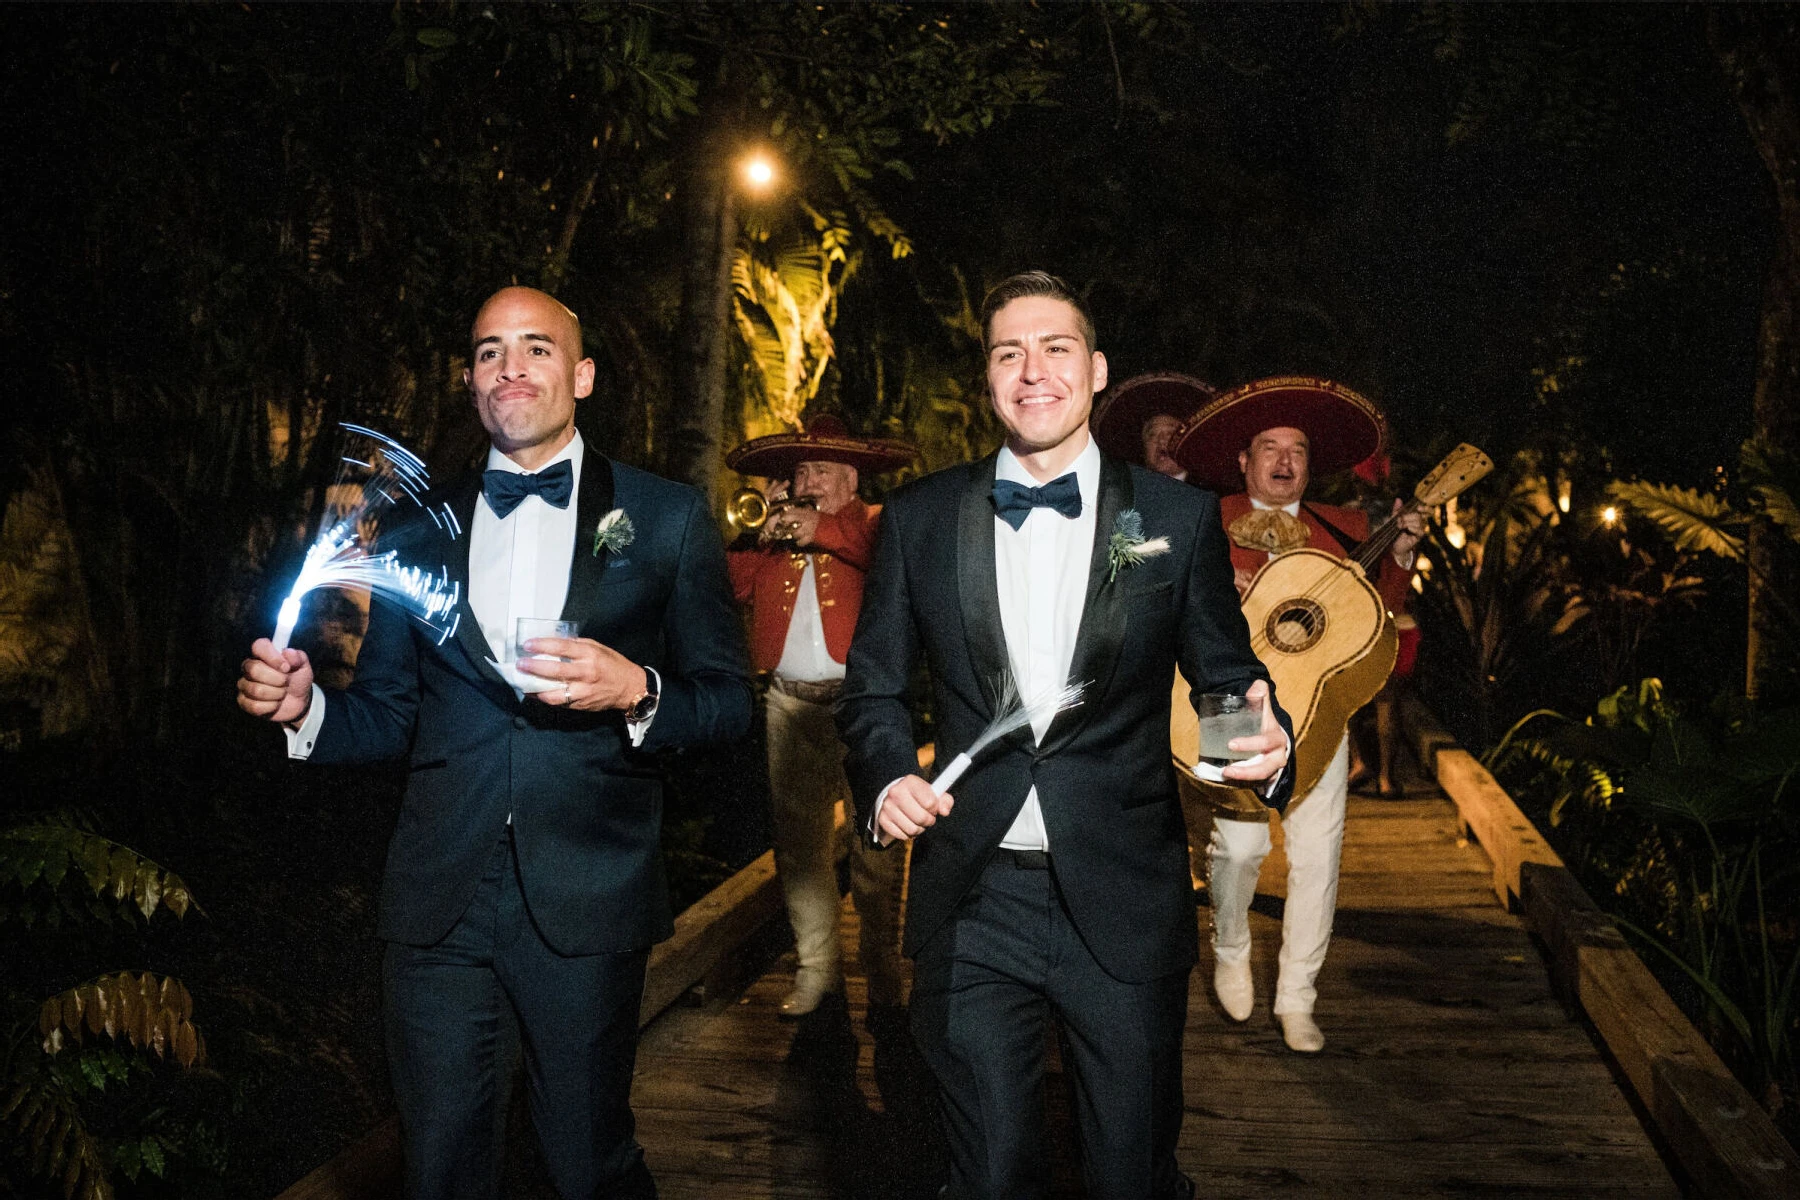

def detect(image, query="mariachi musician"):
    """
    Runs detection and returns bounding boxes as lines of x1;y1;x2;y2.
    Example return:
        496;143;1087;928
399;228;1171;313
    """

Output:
1091;371;1219;481
1172;378;1421;1052
725;415;918;1021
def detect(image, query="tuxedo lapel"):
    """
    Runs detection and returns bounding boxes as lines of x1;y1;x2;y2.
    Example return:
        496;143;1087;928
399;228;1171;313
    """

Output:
955;455;1010;718
1040;453;1133;755
558;449;617;630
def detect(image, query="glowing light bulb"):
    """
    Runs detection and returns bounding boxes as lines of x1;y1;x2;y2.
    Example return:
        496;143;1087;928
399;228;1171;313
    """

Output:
743;155;775;189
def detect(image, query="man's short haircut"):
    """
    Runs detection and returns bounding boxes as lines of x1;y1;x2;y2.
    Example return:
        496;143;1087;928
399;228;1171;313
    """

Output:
980;271;1097;352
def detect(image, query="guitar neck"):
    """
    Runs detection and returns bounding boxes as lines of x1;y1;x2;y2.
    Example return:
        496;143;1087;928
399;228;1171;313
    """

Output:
1353;505;1414;574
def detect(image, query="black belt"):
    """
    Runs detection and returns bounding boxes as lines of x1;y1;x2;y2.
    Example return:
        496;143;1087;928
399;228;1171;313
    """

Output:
997;847;1051;870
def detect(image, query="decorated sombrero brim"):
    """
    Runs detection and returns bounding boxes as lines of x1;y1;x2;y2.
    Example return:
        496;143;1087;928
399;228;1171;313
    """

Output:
1091;372;1219;462
726;414;917;479
1173;376;1385;492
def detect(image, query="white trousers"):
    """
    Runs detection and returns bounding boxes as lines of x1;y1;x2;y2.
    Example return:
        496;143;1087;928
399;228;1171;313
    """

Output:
1206;734;1350;1015
766;683;905;1004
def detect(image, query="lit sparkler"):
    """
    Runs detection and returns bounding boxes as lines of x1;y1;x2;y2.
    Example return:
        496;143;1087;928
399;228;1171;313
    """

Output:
930;676;1087;796
270;425;462;651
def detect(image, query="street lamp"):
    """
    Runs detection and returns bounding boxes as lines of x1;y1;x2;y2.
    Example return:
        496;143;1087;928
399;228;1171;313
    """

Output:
741;152;776;192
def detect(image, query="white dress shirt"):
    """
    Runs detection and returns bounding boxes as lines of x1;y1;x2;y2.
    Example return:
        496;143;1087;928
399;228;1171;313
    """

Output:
992;437;1101;851
774;559;845;683
470;434;583;664
287;429;654;759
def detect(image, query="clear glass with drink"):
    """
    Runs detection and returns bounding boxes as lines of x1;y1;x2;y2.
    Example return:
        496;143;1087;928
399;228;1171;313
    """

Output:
1197;691;1264;767
513;618;578;664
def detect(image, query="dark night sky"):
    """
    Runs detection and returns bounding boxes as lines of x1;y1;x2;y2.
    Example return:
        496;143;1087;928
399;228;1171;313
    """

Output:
884;4;1771;488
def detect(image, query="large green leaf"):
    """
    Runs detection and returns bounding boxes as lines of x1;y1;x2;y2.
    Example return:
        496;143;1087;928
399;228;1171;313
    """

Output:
1606;480;1745;558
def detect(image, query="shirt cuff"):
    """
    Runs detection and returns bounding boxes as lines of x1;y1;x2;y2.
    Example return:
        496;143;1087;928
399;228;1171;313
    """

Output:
284;685;326;760
625;666;660;748
868;775;910;845
1258;727;1293;799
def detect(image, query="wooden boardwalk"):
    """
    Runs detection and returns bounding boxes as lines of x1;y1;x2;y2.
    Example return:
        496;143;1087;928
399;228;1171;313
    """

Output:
627;789;1680;1198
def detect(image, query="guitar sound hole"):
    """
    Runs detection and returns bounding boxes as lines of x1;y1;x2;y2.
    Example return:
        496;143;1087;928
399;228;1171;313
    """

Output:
1265;598;1326;653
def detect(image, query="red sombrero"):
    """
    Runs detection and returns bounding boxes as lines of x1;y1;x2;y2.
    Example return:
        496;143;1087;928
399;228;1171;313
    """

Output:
1173;376;1385;492
1090;372;1219;462
726;414;917;479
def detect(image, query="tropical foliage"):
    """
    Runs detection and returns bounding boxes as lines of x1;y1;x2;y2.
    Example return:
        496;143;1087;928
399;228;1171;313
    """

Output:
1487;679;1800;1120
2;820;213;1199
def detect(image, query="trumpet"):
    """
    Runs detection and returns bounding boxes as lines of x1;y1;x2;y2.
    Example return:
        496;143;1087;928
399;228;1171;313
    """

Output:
726;487;815;536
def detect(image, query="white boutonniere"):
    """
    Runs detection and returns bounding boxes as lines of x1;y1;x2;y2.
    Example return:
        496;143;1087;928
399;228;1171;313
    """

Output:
1107;509;1170;582
592;508;635;557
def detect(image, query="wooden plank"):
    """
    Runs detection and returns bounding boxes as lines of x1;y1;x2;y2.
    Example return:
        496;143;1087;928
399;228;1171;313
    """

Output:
1521;861;1800;1199
1434;747;1563;905
1399;691;1458;777
1407;702;1799;1199
641;849;783;1020
271;1118;400;1200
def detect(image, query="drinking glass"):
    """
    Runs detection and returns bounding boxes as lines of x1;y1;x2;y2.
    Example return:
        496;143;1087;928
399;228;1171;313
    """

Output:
1197;692;1264;765
513;618;578;664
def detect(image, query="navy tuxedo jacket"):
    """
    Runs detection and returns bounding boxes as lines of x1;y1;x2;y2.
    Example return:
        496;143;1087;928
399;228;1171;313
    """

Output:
309;447;752;956
837;451;1293;983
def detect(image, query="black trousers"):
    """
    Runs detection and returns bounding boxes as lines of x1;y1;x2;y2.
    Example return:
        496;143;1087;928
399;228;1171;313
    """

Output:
910;852;1192;1200
382;831;655;1200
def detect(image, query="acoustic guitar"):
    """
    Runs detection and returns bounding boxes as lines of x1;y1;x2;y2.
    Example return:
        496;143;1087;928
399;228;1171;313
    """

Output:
1172;443;1493;809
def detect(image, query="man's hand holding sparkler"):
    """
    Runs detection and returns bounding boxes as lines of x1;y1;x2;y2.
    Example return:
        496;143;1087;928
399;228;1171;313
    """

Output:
1217;678;1290;786
238;638;316;726
516;635;651;713
875;775;952;846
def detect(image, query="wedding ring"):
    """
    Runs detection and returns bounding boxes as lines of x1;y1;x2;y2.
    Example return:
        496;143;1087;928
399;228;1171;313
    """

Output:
562;683;573;704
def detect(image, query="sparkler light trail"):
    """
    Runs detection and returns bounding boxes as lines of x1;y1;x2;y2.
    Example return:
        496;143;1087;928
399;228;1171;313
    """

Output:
270;425;462;652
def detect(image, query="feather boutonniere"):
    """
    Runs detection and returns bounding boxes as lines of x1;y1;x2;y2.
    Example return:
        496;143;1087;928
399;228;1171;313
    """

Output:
591;508;635;557
1107;509;1170;583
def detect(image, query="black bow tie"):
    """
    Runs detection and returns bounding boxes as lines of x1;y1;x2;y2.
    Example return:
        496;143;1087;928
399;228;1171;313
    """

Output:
991;473;1082;531
482;459;574;519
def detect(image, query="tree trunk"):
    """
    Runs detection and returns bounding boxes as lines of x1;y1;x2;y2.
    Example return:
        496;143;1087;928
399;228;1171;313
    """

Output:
1711;8;1800;703
665;113;739;509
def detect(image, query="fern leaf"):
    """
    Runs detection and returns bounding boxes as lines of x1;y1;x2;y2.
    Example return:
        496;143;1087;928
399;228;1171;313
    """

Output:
1606;480;1744;558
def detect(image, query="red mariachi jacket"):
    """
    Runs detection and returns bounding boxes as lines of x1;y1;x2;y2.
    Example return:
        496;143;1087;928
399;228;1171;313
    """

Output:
1217;492;1412;616
727;497;880;673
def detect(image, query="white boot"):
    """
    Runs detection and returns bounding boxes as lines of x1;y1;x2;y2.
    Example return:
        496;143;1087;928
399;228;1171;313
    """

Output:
1277;1011;1325;1053
1213;959;1254;1022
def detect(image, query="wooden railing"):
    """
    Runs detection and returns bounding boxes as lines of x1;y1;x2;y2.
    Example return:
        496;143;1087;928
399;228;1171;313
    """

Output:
1401;695;1798;1200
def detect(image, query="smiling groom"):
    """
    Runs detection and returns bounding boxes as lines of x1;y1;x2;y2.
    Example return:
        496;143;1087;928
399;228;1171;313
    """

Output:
836;271;1295;1199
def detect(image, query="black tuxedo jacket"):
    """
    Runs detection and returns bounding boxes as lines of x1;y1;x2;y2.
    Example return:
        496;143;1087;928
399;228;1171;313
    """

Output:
309;446;752;956
837;451;1293;983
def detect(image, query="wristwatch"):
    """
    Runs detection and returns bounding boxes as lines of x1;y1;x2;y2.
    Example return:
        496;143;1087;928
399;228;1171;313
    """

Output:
624;666;660;723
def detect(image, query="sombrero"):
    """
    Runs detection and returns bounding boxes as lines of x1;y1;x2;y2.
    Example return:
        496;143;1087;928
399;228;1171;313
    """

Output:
726;414;917;479
1090;372;1219;462
1173;376;1385;492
